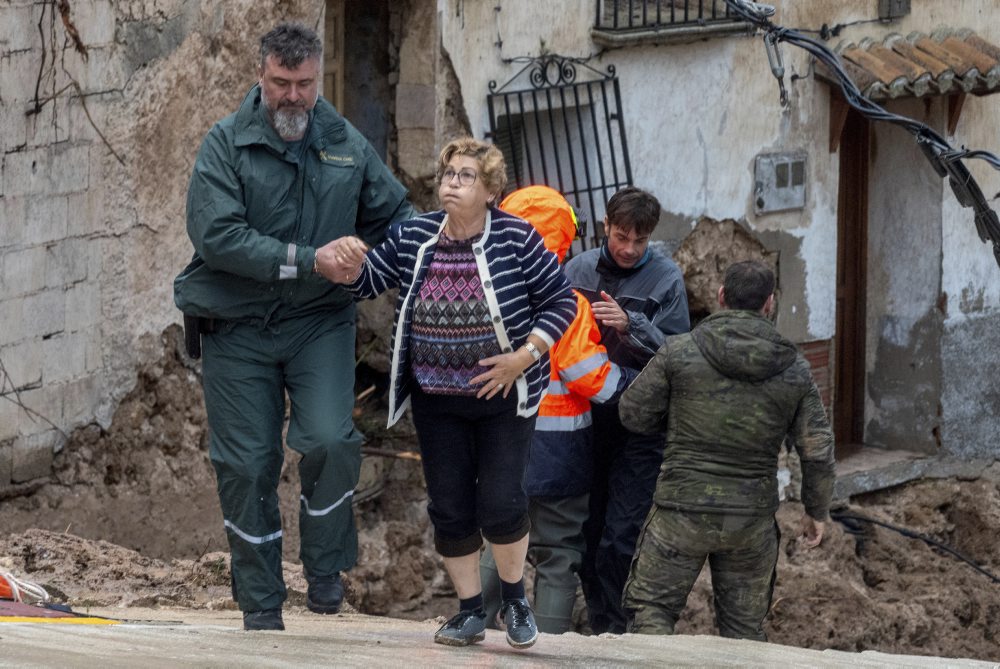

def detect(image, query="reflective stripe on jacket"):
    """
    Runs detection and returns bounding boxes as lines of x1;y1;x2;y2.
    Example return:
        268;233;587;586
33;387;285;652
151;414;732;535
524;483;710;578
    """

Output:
525;291;636;496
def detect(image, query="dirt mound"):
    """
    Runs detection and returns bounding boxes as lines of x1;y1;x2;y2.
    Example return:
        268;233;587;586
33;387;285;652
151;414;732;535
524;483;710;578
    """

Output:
2;326;447;617
673;472;1000;661
3;327;1000;660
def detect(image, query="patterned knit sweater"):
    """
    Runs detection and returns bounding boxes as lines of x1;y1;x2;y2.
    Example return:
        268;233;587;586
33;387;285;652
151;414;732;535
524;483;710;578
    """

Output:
346;208;577;427
410;231;502;395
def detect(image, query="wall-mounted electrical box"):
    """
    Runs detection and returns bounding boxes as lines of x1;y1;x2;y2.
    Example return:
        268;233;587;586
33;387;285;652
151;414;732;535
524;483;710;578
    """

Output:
754;152;807;215
879;0;911;21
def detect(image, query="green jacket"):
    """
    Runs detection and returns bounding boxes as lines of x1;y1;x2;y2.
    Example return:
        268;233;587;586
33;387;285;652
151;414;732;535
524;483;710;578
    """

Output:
619;310;835;520
174;86;414;321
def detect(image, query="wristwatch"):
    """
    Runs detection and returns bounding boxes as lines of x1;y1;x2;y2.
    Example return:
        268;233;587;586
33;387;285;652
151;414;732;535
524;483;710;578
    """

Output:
523;341;542;361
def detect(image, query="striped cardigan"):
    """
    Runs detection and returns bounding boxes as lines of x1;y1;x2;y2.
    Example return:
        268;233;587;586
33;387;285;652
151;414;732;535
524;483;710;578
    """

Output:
347;207;577;427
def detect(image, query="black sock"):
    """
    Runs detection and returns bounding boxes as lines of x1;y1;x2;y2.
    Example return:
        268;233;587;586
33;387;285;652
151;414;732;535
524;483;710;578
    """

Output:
500;577;525;602
459;593;484;612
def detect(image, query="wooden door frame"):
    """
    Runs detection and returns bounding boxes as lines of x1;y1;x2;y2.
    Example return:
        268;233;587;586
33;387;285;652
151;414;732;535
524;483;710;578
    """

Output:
834;107;870;454
324;0;345;112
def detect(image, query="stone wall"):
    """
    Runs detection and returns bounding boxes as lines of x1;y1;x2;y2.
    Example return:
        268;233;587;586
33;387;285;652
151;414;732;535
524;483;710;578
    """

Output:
0;0;318;495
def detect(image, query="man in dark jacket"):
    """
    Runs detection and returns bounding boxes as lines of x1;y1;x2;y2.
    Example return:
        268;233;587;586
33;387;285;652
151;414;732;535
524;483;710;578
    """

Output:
619;260;835;640
173;23;414;631
563;187;690;634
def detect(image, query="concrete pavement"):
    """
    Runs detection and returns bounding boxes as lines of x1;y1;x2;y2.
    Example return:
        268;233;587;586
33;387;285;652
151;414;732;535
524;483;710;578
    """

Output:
1;608;997;668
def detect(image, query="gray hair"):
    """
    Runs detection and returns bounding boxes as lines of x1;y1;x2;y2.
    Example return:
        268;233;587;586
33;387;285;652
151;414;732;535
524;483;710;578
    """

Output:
259;22;322;68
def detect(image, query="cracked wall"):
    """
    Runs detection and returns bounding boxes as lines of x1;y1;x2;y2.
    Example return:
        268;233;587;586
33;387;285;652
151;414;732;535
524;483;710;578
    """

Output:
0;0;318;493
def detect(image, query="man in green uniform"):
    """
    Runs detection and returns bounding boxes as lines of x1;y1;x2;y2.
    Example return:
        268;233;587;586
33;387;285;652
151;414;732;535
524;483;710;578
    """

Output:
619;260;835;641
174;23;414;631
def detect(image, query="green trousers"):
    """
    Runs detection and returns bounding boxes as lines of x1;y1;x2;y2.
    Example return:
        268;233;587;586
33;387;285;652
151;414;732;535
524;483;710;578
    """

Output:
202;309;363;612
623;506;779;641
480;493;589;633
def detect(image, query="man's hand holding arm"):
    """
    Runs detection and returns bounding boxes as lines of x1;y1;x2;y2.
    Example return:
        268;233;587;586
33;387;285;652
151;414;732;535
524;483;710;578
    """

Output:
592;290;631;334
315;236;368;284
596;272;691;360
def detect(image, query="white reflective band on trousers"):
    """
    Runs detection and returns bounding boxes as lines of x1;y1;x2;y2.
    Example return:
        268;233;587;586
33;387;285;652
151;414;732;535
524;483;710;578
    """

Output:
223;520;283;545
300;489;354;517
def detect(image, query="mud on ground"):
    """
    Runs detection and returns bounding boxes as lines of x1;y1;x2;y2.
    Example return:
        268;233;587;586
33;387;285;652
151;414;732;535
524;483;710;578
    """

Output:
3;328;1000;661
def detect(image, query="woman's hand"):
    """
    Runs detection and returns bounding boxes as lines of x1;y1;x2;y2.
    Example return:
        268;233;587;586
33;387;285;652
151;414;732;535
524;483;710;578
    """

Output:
316;236;369;283
471;348;534;399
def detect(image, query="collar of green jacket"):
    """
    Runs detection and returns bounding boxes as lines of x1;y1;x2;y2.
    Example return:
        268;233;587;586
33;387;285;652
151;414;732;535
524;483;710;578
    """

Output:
691;310;797;383
232;85;347;155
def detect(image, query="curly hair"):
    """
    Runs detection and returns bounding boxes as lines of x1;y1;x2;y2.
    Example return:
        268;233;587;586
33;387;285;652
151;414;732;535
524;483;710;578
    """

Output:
259;23;322;69
437;137;508;200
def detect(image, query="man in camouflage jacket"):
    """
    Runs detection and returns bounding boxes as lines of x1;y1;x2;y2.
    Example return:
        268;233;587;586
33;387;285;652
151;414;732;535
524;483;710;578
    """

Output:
619;260;835;641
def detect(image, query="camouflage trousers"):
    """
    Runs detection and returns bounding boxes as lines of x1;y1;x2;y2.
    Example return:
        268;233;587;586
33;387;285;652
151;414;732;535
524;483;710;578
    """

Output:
622;506;779;641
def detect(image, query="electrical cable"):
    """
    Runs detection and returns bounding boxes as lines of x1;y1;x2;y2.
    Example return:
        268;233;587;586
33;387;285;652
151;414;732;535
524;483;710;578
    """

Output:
791;19;884;42
723;0;1000;267
830;511;1000;585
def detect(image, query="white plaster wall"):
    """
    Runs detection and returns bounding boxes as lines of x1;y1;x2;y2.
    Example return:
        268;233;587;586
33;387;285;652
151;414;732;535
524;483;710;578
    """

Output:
438;0;855;341
941;97;1000;323
439;0;1000;345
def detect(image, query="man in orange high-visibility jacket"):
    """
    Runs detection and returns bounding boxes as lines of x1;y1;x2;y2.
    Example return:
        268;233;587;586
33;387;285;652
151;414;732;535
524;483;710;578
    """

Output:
480;185;637;633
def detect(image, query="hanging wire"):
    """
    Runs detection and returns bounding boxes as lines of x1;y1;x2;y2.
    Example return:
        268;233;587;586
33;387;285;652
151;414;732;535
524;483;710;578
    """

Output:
723;0;1000;267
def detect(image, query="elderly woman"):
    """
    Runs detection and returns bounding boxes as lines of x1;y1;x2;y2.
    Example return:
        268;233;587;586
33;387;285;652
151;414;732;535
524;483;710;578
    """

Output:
319;137;576;650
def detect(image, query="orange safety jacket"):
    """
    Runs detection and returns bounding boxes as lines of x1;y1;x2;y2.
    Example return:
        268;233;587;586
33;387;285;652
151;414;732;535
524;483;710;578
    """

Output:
499;184;638;496
524;290;636;496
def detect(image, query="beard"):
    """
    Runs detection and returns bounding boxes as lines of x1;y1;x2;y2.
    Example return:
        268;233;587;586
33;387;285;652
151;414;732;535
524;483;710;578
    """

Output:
272;108;309;141
261;87;316;141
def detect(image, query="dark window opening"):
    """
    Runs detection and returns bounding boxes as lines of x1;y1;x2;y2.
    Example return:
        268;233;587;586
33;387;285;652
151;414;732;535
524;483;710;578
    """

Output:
487;57;633;254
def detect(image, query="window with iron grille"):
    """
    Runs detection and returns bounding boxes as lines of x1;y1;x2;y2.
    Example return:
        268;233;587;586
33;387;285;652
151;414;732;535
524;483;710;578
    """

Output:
593;0;749;46
488;56;633;254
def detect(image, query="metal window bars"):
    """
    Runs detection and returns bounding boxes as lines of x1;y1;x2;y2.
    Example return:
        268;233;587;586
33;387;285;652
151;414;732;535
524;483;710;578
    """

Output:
595;0;735;30
487;56;633;254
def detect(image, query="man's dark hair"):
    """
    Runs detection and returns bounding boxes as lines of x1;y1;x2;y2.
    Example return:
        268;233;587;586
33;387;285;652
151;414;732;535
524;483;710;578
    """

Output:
260;23;322;68
723;260;775;311
606;186;661;236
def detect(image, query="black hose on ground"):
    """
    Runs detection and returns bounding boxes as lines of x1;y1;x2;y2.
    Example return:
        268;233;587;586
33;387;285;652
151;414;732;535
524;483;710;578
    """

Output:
830;511;1000;585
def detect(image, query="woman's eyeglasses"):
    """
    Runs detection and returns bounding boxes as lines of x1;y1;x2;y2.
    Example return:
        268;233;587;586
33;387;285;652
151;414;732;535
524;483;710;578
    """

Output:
440;168;478;187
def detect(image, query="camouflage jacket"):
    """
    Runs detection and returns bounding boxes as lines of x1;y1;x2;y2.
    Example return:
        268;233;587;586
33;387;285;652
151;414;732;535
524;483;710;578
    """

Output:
619;310;835;519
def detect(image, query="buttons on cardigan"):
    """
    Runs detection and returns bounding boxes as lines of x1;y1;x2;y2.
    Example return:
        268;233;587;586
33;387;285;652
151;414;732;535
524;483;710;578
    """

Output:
474;246;483;255
519;403;526;410
484;280;492;289
503;346;512;353
492;315;501;324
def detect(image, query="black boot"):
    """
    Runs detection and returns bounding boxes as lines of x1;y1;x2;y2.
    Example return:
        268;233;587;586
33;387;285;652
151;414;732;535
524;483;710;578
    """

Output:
243;608;284;631
305;571;344;614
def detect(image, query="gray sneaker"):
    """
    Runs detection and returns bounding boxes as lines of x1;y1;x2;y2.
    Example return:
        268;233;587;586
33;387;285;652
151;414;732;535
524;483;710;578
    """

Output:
500;598;538;649
434;608;487;646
